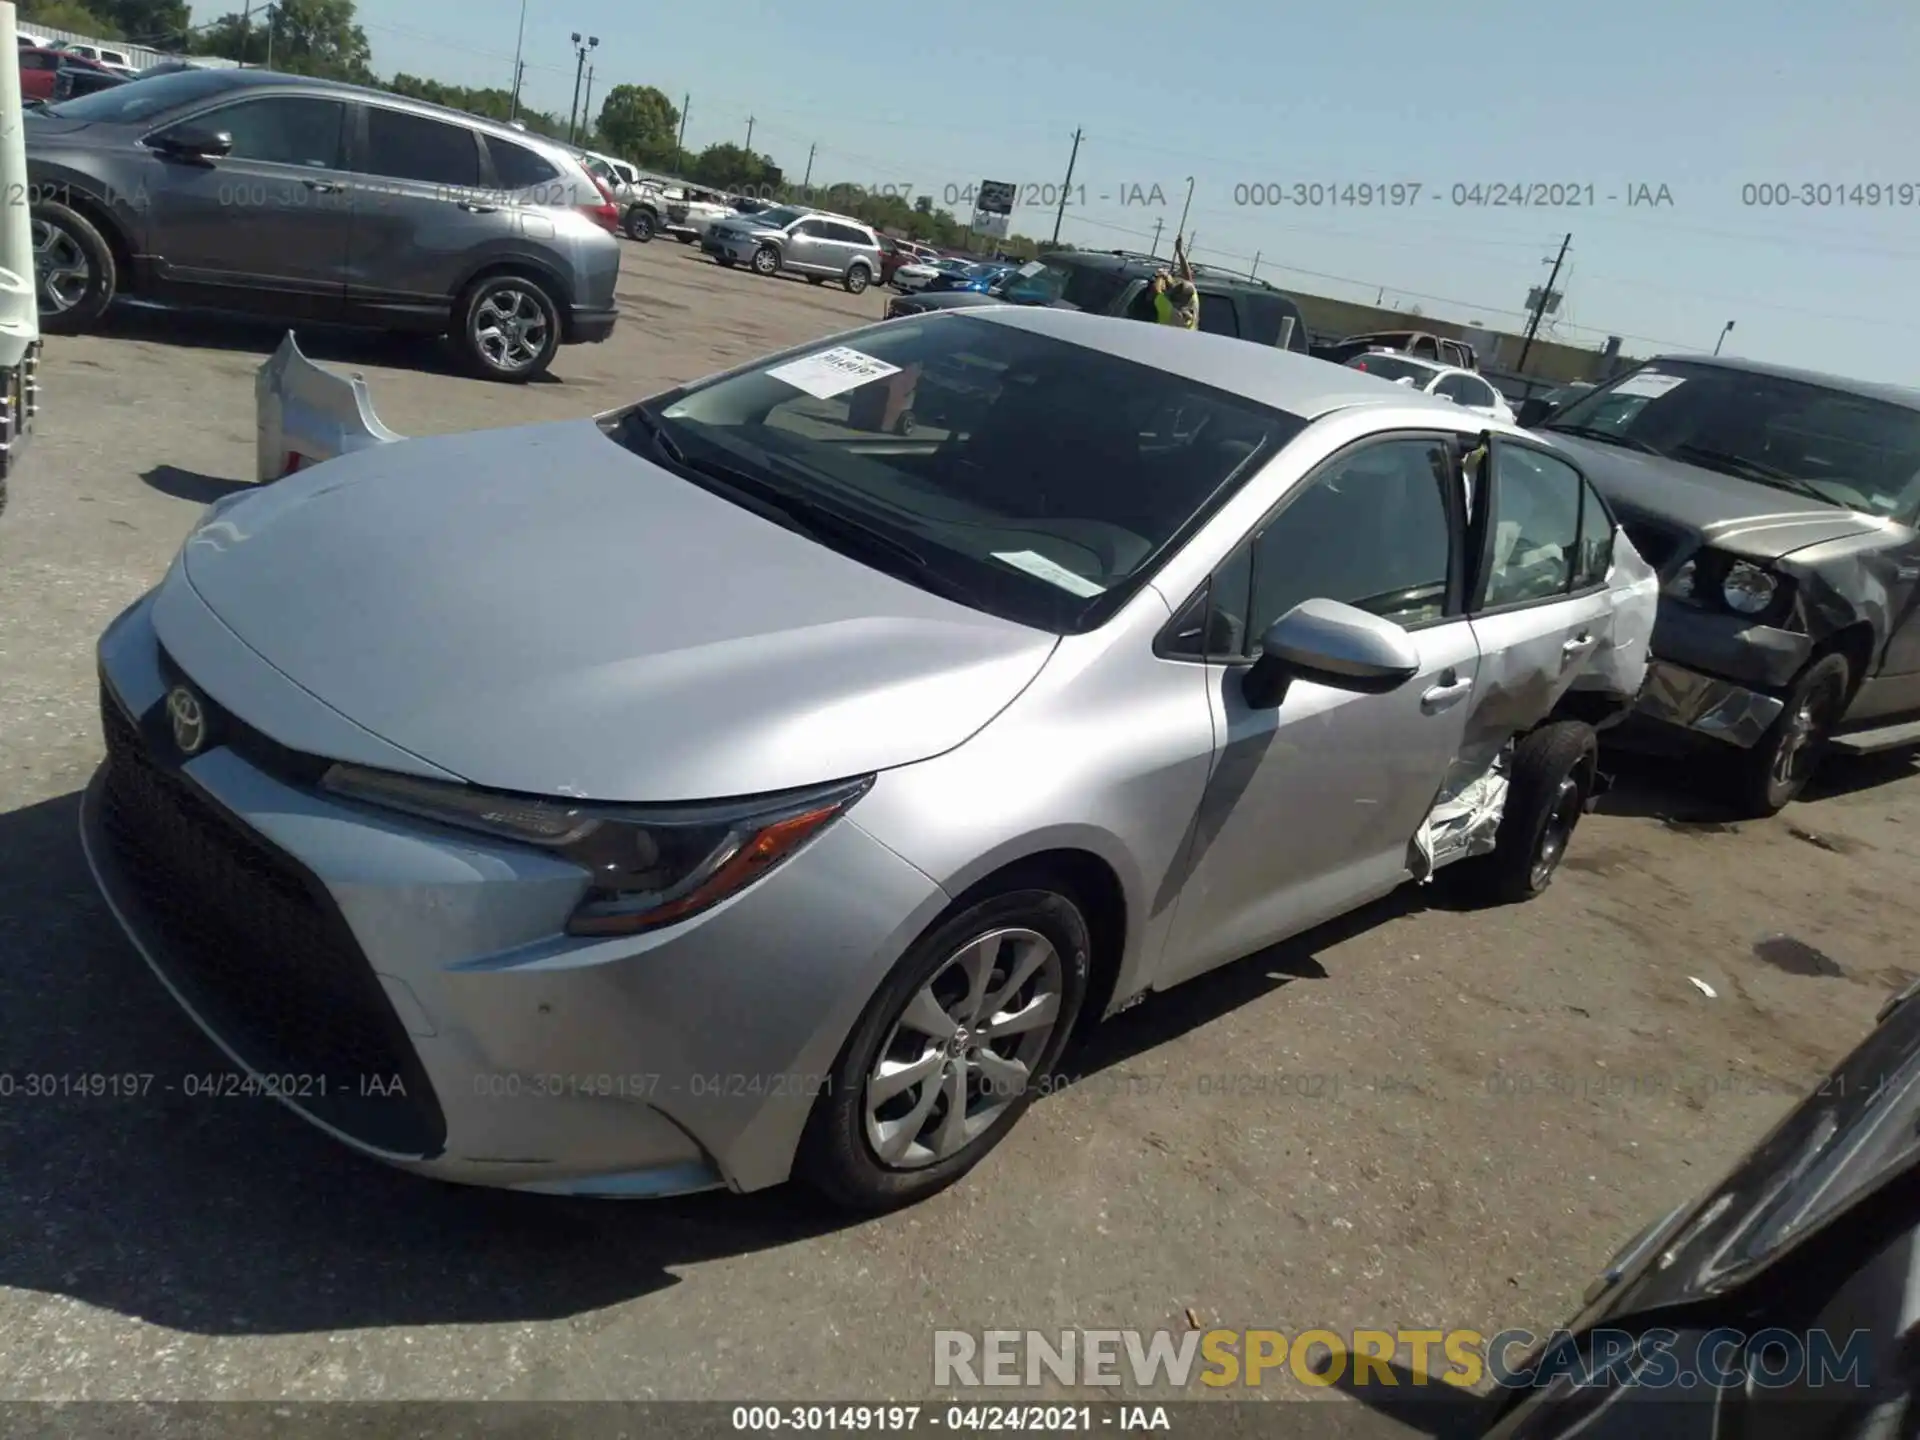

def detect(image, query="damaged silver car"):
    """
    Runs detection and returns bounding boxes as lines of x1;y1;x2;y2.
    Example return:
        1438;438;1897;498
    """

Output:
88;308;1654;1212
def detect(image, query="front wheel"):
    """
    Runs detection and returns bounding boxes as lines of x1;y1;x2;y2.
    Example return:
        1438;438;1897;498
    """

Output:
1449;721;1597;905
798;889;1090;1212
624;207;655;242
844;264;872;295
452;273;561;383
751;244;781;276
32;201;116;333
1731;652;1850;817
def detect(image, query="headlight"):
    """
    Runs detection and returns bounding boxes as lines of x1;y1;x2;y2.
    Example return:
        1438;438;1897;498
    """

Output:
1722;561;1778;614
1665;558;1696;600
319;764;872;936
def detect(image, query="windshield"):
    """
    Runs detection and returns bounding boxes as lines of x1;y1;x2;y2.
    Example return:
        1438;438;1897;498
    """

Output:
997;258;1131;314
747;205;806;229
39;67;243;122
1347;354;1436;387
964;263;1002;279
1549;361;1920;517
608;316;1307;633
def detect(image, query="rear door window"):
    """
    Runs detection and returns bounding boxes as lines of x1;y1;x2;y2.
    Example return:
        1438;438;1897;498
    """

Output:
360;106;482;187
485;137;558;188
1195;293;1240;337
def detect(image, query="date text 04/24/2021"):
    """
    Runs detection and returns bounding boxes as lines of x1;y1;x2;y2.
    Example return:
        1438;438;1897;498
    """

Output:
1228;181;1674;208
729;1404;1173;1432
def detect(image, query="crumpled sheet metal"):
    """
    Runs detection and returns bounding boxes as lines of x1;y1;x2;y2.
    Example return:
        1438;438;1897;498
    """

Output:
1634;660;1785;749
255;330;403;482
1568;527;1660;703
1412;744;1512;882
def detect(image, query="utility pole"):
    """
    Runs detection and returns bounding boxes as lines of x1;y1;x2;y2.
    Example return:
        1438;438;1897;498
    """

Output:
1149;217;1163;257
508;0;529;120
263;5;275;68
567;34;599;146
238;0;251;65
676;96;689;173
1516;232;1571;372
1714;320;1736;355
745;115;755;151
582;63;597;141
802;143;816;193
1250;250;1260;278
1050;128;1082;246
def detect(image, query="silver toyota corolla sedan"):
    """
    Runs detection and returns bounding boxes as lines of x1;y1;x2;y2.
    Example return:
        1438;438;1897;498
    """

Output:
83;307;1656;1210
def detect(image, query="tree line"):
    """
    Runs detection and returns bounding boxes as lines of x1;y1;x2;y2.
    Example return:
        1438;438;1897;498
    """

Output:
20;0;1064;257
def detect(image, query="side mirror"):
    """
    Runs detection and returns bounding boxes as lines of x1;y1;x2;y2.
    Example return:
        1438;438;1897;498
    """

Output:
154;125;233;159
1241;599;1422;709
1516;396;1560;428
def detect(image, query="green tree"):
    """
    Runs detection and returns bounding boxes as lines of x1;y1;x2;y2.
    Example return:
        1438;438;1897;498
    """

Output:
688;142;781;192
94;0;190;46
201;0;373;81
382;73;569;141
595;85;680;168
19;0;119;37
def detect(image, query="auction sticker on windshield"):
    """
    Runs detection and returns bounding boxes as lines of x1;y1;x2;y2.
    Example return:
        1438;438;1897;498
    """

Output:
992;550;1106;597
1015;260;1048;276
767;347;902;400
1611;372;1688;399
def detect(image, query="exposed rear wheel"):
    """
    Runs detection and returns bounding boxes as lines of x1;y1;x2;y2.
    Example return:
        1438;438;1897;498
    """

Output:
1449;721;1597;905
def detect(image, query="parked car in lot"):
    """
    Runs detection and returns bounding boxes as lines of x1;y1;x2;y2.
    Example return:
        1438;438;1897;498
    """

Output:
887;249;1315;354
17;46;100;103
53;57;129;102
24;67;621;381
1525;355;1920;813
86;307;1654;1210
878;234;935;286
1479;973;1920;1438
620;179;732;243
703;204;883;292
49;39;140;77
892;255;969;293
925;260;1014;295
1343;350;1516;422
1316;329;1480;370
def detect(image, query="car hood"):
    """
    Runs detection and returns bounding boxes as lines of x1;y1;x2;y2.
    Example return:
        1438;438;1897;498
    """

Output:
1547;432;1881;562
179;421;1058;802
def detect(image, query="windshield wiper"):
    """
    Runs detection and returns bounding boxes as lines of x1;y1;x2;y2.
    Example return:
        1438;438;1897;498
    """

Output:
1544;423;1663;455
1667;443;1835;502
616;404;687;465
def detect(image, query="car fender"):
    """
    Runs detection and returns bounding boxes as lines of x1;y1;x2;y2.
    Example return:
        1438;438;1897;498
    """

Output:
254;331;402;482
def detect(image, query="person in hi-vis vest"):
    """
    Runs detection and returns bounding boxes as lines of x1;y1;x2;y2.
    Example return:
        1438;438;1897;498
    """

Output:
1144;238;1199;328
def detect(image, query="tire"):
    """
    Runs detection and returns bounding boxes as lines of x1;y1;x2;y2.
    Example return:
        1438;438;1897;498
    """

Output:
451;272;561;383
844;263;872;295
32;201;115;334
1729;652;1850;817
1449;721;1597;906
798;888;1091;1212
624;207;655;242
751;244;781;277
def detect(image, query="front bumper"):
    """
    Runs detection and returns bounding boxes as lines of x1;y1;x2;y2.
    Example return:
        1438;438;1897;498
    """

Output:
564;305;618;344
1632;659;1786;749
705;232;767;263
83;592;949;1196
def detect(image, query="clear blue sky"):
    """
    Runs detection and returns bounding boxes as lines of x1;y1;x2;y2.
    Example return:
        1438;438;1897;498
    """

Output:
353;0;1920;374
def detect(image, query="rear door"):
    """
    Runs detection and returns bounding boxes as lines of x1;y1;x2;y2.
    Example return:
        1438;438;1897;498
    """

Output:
141;93;353;316
342;102;497;316
1461;437;1622;738
782;219;834;273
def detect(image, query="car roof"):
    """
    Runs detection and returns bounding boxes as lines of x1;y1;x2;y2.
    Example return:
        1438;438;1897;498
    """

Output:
1645;354;1920;411
957;306;1474;420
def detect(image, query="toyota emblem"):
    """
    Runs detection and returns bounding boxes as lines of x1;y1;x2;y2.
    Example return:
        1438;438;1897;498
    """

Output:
166;685;208;756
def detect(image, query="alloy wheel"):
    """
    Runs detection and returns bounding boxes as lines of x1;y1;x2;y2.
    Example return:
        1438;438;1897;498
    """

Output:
1529;775;1583;890
752;246;780;275
1771;674;1842;792
32;218;90;314
471;287;550;374
864;927;1065;1170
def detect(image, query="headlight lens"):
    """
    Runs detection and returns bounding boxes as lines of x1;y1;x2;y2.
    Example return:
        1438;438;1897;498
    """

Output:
319;764;872;936
1722;561;1778;614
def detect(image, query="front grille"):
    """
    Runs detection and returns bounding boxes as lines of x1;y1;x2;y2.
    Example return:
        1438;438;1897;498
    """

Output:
97;687;446;1157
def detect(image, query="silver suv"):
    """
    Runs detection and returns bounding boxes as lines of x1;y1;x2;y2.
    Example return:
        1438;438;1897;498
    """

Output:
703;205;883;293
26;69;623;381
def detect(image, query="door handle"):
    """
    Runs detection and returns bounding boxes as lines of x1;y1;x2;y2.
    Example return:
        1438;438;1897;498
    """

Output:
304;179;342;193
1420;673;1473;713
456;200;499;214
1562;633;1599;661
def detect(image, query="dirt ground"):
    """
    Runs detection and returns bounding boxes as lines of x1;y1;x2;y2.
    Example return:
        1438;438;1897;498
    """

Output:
0;237;1914;1427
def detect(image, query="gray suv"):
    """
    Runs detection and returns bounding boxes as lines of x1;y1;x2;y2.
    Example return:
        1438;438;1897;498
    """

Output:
703;205;883;293
26;69;622;381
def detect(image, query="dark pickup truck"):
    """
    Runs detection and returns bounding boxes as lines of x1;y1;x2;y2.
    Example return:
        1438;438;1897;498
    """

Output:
883;248;1311;353
1522;355;1920;814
